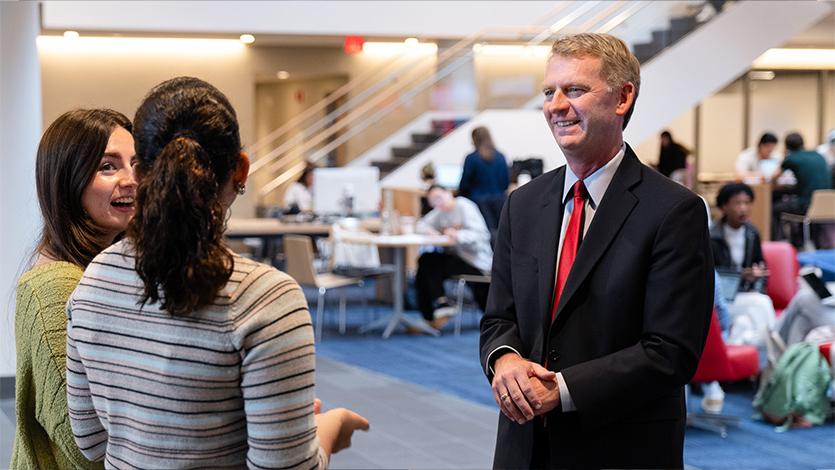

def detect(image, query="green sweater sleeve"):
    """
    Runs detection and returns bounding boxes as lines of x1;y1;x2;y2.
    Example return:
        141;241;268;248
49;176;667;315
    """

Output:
18;264;103;470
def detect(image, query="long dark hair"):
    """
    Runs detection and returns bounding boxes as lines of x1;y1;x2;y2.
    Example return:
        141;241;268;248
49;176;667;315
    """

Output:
472;126;495;160
35;109;132;267
130;77;240;315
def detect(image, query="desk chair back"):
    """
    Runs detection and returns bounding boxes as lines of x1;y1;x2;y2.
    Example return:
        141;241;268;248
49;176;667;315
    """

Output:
284;235;318;286
806;190;835;221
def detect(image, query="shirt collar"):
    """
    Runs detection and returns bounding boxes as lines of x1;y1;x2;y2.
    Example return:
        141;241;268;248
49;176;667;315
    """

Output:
562;144;626;208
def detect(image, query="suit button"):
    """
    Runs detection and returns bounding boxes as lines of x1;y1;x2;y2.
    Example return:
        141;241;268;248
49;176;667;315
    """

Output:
550;350;560;362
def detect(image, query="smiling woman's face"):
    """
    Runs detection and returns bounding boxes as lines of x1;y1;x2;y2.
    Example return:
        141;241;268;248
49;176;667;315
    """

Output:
81;126;137;243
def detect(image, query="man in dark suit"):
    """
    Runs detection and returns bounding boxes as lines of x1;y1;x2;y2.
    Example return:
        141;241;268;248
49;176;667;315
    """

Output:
479;33;713;469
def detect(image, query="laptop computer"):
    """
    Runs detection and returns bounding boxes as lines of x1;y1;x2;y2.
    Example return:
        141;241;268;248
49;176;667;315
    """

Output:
716;270;742;303
801;271;835;307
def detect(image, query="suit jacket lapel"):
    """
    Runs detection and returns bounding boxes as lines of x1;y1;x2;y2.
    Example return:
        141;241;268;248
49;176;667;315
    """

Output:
537;167;566;332
552;146;643;324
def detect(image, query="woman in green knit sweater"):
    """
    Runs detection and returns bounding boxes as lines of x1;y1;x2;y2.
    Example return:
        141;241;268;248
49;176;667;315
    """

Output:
11;109;137;469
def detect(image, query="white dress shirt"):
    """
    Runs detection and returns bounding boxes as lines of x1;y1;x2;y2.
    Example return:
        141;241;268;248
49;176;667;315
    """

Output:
283;182;313;212
723;224;746;269
487;145;625;413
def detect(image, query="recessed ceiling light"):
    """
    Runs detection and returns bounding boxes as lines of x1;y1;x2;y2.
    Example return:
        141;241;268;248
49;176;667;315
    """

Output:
404;37;419;46
64;31;80;39
239;34;255;44
276;71;290;79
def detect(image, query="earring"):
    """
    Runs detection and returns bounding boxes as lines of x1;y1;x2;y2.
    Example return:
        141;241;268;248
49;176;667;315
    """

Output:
235;182;246;195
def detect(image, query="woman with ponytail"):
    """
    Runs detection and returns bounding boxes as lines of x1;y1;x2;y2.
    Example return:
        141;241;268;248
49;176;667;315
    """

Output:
66;77;368;468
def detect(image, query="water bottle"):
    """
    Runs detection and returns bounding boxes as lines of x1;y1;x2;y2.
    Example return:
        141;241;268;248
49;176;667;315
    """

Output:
381;190;394;235
341;183;355;217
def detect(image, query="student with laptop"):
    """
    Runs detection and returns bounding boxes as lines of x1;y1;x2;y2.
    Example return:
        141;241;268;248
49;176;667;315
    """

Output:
710;183;768;293
707;183;777;413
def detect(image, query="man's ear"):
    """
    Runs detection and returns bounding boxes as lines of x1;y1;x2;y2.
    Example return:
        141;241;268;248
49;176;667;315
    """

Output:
615;82;635;117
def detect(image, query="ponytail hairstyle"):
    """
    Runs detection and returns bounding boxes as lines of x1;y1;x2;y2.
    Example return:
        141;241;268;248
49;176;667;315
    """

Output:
130;77;241;315
36;109;132;267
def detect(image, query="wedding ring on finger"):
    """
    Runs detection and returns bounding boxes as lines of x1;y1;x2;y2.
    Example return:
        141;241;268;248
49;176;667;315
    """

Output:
500;393;509;401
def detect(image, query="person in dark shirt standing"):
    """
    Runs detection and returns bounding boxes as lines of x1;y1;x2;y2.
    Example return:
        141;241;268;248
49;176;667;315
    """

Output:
657;130;689;178
458;126;509;230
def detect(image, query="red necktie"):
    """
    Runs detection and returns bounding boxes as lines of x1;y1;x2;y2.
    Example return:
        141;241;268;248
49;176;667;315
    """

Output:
550;180;586;323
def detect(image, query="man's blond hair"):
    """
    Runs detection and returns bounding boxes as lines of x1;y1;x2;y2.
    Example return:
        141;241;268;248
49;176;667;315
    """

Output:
550;33;641;129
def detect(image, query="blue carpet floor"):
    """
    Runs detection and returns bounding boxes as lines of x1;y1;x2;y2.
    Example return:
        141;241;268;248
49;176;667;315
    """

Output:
308;290;835;470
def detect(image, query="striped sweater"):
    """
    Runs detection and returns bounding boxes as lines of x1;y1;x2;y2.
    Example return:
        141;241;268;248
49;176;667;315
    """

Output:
66;240;327;469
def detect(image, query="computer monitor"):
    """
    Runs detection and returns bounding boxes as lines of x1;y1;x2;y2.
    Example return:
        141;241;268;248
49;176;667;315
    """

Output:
435;164;463;189
312;167;380;215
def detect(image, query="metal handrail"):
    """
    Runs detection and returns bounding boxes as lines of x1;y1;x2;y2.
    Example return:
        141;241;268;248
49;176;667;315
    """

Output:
246;49;419;159
246;1;574;167
304;4;641;169
257;1;651;197
597;1;651;34
576;1;629;32
258;24;550;182
249;52;434;173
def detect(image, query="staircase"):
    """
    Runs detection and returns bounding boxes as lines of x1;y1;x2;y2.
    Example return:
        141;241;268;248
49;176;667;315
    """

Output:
369;6;709;180
381;0;834;189
248;0;833;197
370;118;468;178
247;2;648;199
633;14;700;63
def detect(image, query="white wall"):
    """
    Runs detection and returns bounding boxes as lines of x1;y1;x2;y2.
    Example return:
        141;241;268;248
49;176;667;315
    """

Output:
381;109;560;189
42;1;559;38
0;2;42;377
750;72;819;149
38;36;260;217
699;79;745;177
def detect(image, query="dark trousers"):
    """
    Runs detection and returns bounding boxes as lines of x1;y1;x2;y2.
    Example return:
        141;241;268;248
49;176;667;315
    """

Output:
772;194;807;245
415;252;488;321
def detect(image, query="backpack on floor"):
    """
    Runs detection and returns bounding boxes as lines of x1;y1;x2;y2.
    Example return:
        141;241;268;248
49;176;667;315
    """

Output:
753;342;832;431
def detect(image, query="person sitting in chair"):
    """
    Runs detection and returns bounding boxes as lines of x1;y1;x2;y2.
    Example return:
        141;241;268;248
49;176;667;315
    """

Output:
416;185;492;330
711;182;768;293
284;163;315;213
710;182;775;356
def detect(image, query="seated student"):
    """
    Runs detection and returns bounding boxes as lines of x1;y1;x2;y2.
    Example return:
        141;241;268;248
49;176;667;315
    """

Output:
415;185;492;329
711;182;768;292
420;162;436;216
735;132;782;182
710;182;776;348
66;77;368;468
773;282;835;347
771;132;832;243
12;109;135;470
816;129;835;170
284;163;315;213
